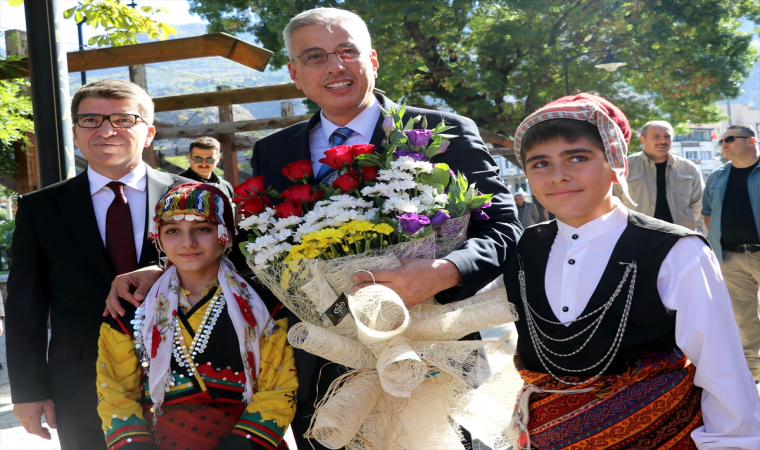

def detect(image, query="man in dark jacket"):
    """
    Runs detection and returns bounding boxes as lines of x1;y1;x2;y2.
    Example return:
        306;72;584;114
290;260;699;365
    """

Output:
178;136;234;200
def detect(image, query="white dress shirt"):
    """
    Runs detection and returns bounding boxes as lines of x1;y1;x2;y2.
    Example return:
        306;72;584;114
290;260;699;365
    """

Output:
545;198;760;449
88;163;147;261
309;96;382;173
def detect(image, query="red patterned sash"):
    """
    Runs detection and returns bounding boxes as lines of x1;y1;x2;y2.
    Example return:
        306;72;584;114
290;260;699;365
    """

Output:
512;348;703;450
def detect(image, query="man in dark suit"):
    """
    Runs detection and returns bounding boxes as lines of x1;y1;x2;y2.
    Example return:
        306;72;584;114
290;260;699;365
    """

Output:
250;8;522;449
6;79;186;449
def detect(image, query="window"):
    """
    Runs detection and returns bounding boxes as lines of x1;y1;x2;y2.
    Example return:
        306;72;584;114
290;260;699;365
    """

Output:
700;151;712;160
674;129;713;142
685;151;699;160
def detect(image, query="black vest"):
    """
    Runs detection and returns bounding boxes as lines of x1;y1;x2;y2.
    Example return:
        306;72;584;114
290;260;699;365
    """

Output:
505;211;708;376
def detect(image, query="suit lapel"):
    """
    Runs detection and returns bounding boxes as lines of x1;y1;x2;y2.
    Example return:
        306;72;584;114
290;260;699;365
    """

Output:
370;94;397;146
59;171;115;283
139;166;174;267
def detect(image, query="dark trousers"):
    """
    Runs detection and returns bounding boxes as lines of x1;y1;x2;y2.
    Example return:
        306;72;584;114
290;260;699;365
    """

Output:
51;357;107;450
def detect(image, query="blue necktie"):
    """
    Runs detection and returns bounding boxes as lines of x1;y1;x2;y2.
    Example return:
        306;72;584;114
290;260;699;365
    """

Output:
316;127;354;184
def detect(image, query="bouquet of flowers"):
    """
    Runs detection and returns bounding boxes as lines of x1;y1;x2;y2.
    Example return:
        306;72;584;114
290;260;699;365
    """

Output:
233;107;517;450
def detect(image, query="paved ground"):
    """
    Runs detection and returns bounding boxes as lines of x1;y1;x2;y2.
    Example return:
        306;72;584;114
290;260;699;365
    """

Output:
0;324;523;450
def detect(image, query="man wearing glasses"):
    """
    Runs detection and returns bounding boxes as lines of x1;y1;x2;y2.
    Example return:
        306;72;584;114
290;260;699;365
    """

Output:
703;124;760;384
179;136;234;200
251;7;521;449
613;120;704;231
6;79;186;449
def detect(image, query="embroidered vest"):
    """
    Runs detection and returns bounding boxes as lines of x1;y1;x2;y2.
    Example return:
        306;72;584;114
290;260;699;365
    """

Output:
505;211;707;376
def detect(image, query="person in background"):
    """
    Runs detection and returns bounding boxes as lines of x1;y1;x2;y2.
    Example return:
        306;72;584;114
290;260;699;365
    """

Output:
613;120;703;231
179;136;235;201
702;124;760;383
514;188;540;227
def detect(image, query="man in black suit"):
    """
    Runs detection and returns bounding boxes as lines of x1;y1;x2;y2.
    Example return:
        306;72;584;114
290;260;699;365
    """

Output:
6;79;186;449
251;8;522;449
104;8;521;449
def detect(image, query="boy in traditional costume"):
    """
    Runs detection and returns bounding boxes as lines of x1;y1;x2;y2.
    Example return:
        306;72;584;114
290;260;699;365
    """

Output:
96;183;297;450
505;94;760;449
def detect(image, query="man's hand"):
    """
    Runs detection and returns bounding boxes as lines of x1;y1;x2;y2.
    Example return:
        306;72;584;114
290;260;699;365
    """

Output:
103;265;163;318
352;258;462;307
14;399;57;440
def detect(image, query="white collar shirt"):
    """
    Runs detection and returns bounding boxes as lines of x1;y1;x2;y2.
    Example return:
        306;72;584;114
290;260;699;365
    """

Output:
309;96;381;173
88;163;147;261
541;197;760;448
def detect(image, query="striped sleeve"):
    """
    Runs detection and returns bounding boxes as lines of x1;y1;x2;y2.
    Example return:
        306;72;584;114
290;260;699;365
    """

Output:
96;320;155;449
229;305;298;449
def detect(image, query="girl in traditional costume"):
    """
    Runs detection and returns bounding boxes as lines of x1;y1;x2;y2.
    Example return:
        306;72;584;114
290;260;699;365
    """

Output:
505;94;760;449
96;183;297;450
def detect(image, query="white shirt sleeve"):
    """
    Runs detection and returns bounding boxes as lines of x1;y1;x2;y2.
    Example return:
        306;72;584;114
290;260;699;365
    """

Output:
658;236;760;450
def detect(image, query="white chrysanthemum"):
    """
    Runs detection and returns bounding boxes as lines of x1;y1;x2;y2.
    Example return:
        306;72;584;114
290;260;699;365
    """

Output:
376;168;416;183
247;234;280;254
383;197;421;214
391;157;434;174
253;242;292;266
274;215;304;230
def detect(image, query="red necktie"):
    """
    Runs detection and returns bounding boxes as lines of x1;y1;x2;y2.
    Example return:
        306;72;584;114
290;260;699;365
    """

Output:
105;181;138;275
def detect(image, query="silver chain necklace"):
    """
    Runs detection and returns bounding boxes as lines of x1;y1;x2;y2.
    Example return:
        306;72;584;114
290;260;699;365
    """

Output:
173;293;226;377
518;256;637;385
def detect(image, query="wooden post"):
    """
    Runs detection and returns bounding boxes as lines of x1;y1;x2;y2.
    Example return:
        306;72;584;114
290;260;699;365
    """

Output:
129;65;156;168
5;30;39;194
217;86;238;186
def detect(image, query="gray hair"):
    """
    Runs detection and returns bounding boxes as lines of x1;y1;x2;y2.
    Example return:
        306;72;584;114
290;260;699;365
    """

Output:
640;120;674;137
71;79;154;125
283;7;372;60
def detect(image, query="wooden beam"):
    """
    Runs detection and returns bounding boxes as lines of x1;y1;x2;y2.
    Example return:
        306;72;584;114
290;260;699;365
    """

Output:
217;86;239;186
1;33;273;79
153;84;304;112
154;114;311;140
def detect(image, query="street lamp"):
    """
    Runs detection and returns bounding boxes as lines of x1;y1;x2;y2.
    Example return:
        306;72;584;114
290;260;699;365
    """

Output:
563;49;627;96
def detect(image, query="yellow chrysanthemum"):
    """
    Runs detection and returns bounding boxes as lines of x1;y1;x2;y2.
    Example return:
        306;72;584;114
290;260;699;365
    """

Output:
303;228;345;244
374;223;395;235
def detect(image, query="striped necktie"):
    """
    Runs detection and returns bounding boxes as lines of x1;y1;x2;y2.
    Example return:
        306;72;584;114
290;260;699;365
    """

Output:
316;127;354;184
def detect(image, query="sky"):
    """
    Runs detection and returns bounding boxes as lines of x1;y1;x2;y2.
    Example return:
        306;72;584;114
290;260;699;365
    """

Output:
0;0;205;53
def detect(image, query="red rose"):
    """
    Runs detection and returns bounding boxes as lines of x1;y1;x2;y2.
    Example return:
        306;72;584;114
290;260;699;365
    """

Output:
238;197;271;216
234;175;266;197
319;145;355;169
234;293;257;328
282;160;314;183
333;171;362;192
281;184;323;203
151;325;161;358
350;143;375;157
274;200;303;218
359;165;379;181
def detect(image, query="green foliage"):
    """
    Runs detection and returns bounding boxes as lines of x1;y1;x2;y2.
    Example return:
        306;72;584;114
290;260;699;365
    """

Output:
63;0;176;47
0;77;34;176
189;0;760;137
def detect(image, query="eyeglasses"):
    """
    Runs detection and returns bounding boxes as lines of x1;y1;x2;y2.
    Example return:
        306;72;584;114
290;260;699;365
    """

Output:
192;156;217;164
718;135;751;145
294;44;363;68
75;114;145;128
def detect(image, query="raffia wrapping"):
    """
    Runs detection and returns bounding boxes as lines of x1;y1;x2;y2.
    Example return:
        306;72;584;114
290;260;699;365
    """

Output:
249;217;519;450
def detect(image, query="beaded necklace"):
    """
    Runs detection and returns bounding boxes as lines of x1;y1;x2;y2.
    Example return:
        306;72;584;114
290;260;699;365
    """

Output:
172;291;226;377
518;256;637;386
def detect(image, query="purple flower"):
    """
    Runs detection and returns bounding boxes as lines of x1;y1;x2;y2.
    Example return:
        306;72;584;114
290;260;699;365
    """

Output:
437;140;450;153
397;213;431;234
394;150;428;162
404;129;434;147
478;191;492;209
431;209;451;226
382;115;396;132
472;208;490;221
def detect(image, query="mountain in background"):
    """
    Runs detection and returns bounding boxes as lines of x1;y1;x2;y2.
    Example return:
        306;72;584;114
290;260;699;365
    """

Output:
67;23;307;160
